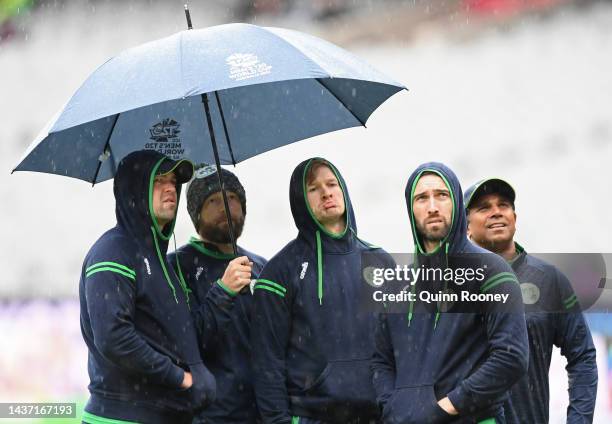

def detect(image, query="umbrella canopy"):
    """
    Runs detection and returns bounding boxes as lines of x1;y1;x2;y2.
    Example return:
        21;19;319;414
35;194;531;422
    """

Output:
13;23;405;183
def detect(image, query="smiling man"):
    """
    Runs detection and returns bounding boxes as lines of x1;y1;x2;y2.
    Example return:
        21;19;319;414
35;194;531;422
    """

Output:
251;158;393;424
79;150;219;424
372;162;528;424
465;178;598;423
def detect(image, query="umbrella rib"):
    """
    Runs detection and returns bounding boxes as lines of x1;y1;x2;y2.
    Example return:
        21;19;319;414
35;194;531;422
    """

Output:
214;91;237;166
91;113;120;185
315;78;366;128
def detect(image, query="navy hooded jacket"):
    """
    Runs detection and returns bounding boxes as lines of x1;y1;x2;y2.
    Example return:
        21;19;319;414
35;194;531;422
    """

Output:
251;158;394;424
503;244;597;424
371;163;529;424
168;238;267;424
79;150;226;423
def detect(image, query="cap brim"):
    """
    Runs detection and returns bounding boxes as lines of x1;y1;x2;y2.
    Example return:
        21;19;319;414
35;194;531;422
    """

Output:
465;178;515;209
158;159;194;184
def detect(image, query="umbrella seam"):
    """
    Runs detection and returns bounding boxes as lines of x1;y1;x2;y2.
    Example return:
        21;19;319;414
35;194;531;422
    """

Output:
263;27;405;88
214;91;237;166
179;31;185;95
261;26;331;78
315;79;366;127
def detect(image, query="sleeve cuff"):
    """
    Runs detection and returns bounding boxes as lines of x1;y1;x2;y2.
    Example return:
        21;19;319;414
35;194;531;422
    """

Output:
163;364;185;389
216;279;238;297
447;384;468;415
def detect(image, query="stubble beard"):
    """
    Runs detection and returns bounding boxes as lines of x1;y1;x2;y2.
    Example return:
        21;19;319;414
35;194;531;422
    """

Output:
155;205;176;228
417;219;451;244
200;215;245;244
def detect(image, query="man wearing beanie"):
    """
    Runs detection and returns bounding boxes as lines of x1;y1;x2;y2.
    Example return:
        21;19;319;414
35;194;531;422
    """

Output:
464;178;597;423
169;164;267;424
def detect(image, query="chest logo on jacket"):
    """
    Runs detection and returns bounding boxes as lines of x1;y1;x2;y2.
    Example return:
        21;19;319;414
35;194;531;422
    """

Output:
300;262;309;280
520;282;540;304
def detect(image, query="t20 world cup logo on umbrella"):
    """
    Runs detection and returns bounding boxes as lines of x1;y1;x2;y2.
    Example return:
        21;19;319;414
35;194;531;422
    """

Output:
146;118;185;159
149;118;181;143
226;53;272;81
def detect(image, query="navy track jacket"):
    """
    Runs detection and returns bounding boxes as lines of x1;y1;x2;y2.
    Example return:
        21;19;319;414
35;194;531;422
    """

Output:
251;158;394;423
504;244;597;423
169;238;267;423
371;162;529;424
79;150;228;423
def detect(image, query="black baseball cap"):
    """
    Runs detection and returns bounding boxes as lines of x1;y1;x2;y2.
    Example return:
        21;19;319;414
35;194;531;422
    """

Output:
464;178;516;210
157;158;194;184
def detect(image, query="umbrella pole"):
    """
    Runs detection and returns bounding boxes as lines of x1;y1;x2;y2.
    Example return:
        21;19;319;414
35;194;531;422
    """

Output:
184;4;193;30
201;92;239;256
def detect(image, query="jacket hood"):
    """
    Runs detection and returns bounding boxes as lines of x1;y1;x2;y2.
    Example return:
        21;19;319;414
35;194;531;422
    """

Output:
405;162;468;257
113;150;194;304
114;150;193;251
289;157;357;252
288;157;361;305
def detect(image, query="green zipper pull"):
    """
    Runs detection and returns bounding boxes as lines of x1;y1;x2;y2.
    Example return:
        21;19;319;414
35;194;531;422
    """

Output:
316;230;323;306
407;279;416;327
445;242;449;267
151;226;178;304
173;234;192;310
175;255;192;310
407;302;413;327
435;242;450;330
408;248;418;327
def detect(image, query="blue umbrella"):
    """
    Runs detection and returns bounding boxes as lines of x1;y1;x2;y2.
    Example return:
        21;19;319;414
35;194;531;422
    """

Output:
13;19;405;251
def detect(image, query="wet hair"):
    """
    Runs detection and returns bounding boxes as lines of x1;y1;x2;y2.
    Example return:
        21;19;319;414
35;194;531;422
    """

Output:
305;159;334;186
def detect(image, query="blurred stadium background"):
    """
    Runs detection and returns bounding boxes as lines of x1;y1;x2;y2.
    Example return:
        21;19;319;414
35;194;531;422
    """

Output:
1;0;611;422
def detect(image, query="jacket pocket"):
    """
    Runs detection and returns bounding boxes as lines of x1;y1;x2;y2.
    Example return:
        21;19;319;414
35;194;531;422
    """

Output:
383;385;450;424
305;358;375;404
188;362;217;411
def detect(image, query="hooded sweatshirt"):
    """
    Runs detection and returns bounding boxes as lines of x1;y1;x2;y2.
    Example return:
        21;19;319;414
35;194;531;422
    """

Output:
503;243;597;424
79;150;224;423
251;158;394;424
371;162;529;424
168;238;267;424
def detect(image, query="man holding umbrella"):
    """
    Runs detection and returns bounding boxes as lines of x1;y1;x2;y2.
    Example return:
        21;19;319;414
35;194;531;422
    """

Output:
169;164;267;423
79;150;234;424
251;157;393;424
10;19;406;424
464;178;598;423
